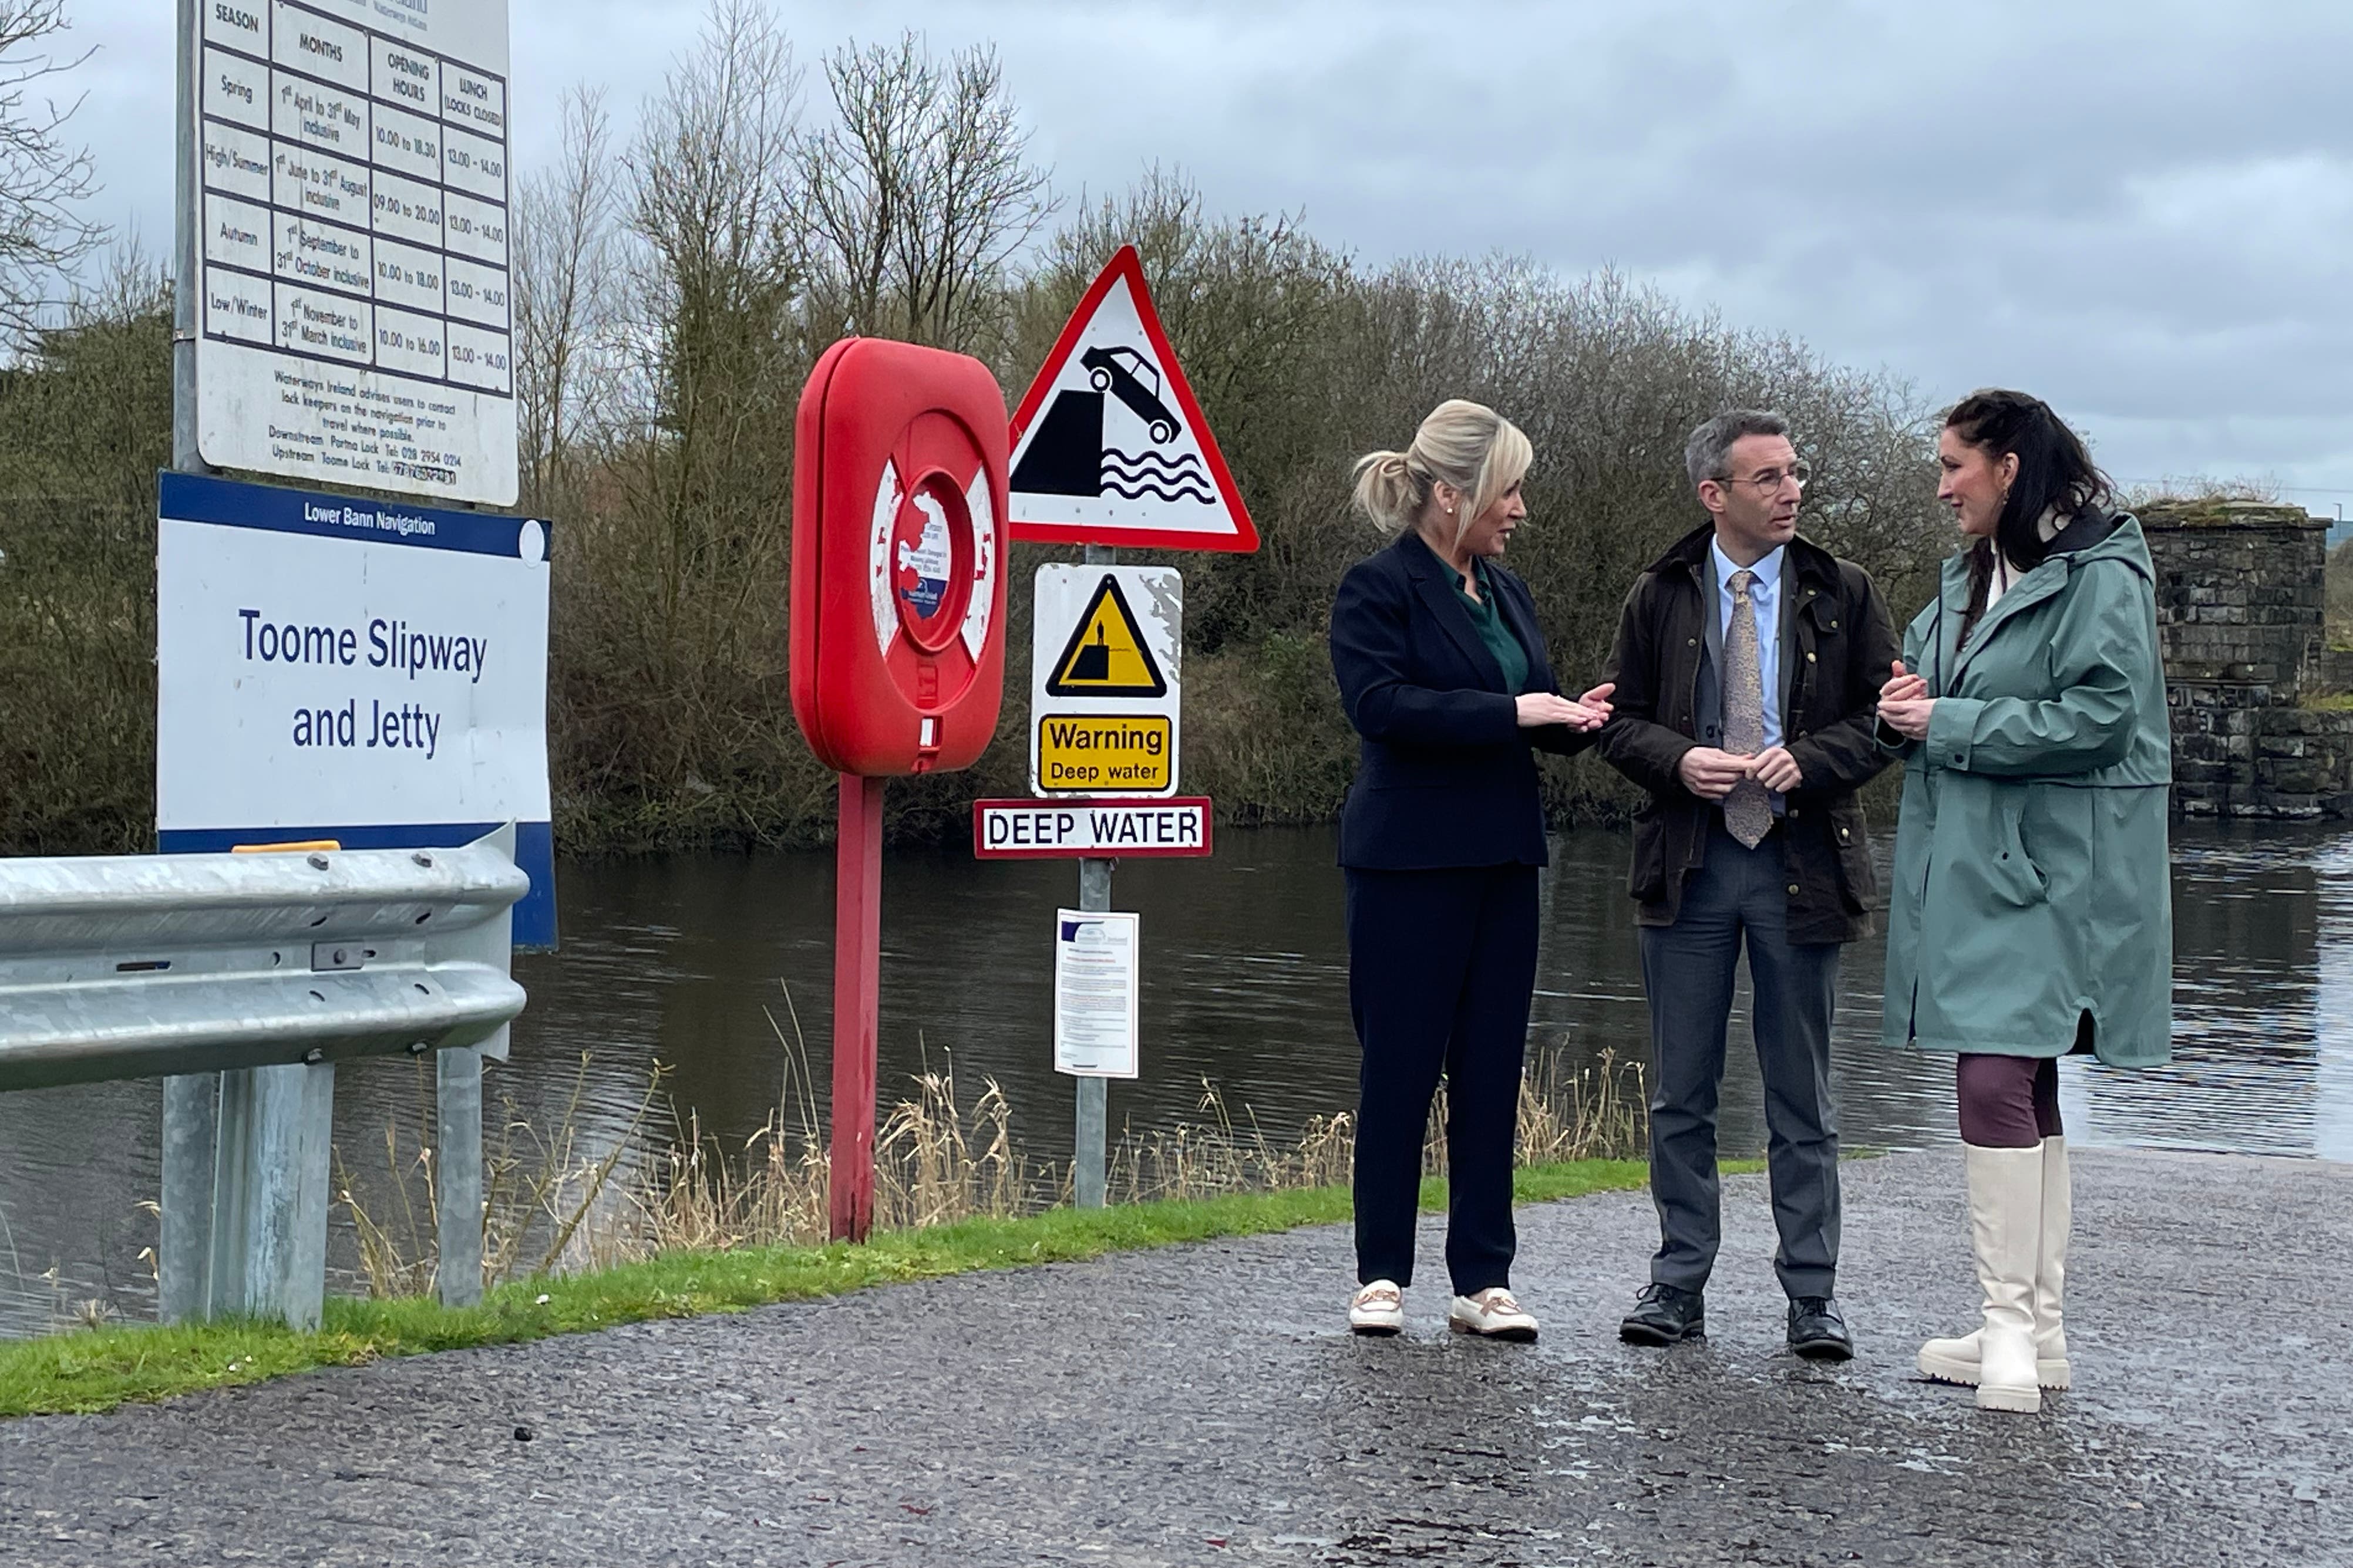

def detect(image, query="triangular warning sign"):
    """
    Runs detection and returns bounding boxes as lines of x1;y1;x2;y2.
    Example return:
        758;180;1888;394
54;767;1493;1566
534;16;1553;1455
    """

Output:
1007;245;1259;553
1045;575;1168;697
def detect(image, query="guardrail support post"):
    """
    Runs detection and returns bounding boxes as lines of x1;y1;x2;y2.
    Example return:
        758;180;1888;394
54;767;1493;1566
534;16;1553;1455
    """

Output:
159;1073;221;1323
210;1061;335;1330
436;1041;486;1307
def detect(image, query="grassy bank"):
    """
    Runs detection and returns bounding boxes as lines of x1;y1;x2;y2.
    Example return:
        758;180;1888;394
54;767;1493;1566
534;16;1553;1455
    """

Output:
0;1159;1664;1419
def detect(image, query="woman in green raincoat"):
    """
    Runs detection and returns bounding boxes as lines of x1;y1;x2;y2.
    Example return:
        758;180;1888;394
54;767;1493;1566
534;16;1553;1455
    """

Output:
1876;390;2172;1417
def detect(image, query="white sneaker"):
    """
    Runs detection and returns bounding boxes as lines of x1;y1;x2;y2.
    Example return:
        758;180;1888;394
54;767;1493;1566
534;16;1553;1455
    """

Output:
1349;1280;1403;1336
1448;1287;1539;1342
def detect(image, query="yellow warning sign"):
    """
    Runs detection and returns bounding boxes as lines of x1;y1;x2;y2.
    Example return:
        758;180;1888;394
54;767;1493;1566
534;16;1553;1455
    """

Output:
1045;576;1167;697
1037;716;1173;792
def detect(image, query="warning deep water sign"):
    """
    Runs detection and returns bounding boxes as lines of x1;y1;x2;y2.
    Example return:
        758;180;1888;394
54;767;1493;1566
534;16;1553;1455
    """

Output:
1031;563;1181;798
1037;716;1172;791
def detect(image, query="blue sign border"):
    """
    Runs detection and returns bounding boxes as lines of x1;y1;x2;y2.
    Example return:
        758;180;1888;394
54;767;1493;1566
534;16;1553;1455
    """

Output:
157;471;548;559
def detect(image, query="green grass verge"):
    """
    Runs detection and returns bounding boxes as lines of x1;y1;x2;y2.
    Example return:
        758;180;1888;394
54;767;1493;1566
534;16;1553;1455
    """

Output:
0;1157;1672;1420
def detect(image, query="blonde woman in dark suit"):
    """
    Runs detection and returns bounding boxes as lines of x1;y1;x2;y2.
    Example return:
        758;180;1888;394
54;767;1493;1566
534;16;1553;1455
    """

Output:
1330;399;1613;1341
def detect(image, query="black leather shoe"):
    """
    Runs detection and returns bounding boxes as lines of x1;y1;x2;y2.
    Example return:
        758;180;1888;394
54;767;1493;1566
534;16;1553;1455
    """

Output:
1619;1282;1705;1346
1788;1296;1854;1361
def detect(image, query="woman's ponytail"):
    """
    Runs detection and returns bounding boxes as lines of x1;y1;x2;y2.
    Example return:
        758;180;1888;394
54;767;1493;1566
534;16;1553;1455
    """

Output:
1350;450;1427;534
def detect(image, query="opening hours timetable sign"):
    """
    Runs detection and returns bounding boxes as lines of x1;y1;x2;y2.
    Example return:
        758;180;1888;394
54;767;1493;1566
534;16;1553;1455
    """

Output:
193;0;519;505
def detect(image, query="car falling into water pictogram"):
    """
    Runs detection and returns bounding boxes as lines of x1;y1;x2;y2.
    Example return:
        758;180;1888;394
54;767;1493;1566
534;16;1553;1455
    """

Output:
1082;346;1181;444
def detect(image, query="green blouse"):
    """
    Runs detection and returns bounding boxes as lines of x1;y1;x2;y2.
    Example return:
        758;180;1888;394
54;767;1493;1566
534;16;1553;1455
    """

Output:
1450;560;1531;694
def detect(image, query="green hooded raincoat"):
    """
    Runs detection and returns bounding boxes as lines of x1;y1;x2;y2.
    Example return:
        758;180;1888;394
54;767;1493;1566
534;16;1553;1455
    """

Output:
1880;512;2173;1067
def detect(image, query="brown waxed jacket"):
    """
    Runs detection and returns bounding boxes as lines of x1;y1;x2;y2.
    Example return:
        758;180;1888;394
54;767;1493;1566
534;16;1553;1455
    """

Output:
1595;524;1902;943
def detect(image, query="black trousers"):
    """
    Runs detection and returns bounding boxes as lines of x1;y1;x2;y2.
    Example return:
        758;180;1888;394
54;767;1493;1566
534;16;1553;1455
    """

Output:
1345;862;1539;1295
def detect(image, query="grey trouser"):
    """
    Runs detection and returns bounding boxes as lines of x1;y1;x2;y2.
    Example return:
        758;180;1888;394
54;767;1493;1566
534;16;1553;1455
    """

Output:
1638;821;1842;1300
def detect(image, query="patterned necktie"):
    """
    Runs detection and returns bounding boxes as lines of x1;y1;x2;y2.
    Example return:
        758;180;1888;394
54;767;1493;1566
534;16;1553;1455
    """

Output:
1722;568;1773;849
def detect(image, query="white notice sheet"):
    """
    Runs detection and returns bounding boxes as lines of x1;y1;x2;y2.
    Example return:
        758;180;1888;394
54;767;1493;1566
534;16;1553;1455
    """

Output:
1053;909;1140;1078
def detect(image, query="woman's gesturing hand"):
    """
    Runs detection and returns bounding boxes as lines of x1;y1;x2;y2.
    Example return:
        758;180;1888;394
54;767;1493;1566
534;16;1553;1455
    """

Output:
1516;691;1610;731
1880;659;1928;705
1877;658;1935;740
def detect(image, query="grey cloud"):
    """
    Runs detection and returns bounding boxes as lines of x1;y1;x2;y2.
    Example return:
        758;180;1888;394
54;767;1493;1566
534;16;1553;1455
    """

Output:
56;0;2353;494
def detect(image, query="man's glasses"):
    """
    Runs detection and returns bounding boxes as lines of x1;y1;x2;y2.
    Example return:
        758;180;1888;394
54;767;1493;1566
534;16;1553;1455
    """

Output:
1714;462;1812;493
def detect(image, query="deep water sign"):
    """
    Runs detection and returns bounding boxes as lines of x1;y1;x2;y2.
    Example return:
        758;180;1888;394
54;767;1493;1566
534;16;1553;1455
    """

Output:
1030;564;1181;798
973;798;1211;859
155;471;556;947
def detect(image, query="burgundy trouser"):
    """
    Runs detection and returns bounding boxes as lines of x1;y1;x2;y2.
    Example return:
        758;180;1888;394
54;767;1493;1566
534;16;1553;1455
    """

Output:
1956;1054;2063;1149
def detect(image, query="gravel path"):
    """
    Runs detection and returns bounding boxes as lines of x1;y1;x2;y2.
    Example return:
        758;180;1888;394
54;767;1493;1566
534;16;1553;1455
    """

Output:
1;1148;2345;1566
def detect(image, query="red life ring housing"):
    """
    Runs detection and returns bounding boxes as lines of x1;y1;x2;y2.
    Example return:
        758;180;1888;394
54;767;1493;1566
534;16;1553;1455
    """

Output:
790;339;1009;775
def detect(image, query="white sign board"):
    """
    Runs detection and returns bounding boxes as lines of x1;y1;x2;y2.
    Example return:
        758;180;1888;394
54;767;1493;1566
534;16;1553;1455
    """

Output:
156;472;555;946
1030;564;1181;798
1006;246;1256;552
191;0;519;505
972;798;1211;859
1054;909;1139;1078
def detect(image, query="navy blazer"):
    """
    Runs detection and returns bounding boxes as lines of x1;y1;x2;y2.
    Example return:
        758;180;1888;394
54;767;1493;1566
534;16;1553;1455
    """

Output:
1330;531;1595;869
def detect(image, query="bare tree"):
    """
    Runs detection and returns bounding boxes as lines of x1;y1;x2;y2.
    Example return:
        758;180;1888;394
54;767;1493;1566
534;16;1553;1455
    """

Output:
538;0;813;835
620;0;803;619
797;33;1052;353
514;87;619;511
0;1;99;346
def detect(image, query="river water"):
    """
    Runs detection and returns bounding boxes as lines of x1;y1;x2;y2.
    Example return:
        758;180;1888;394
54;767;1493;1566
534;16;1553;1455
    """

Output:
2;821;2348;1337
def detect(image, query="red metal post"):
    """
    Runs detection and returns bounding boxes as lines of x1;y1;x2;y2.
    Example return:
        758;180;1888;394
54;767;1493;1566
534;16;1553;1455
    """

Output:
829;772;886;1242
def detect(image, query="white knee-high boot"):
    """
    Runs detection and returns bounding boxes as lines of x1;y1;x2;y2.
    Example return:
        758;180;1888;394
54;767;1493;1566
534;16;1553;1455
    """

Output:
1917;1135;2071;1390
1916;1143;2042;1412
2034;1136;2069;1385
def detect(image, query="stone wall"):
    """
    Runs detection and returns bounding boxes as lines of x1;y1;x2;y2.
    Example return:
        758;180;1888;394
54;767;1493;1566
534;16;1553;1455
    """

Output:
2140;500;2353;818
2311;649;2353;697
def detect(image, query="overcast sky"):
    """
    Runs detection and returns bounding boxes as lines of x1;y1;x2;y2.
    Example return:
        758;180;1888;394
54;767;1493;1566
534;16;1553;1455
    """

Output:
64;0;2353;508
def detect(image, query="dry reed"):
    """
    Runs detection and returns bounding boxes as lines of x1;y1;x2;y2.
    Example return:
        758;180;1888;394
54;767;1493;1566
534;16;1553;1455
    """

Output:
336;1004;1648;1300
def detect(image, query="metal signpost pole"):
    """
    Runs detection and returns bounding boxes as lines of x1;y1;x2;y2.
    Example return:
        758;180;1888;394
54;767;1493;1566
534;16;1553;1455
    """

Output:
1073;542;1115;1209
170;0;200;475
158;0;217;1324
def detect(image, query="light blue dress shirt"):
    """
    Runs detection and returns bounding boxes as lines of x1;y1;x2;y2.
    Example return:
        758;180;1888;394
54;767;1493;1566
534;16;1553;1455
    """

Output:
1711;537;1783;752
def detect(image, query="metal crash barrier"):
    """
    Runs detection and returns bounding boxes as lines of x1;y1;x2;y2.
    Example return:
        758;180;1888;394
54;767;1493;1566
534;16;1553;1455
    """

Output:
0;827;529;1328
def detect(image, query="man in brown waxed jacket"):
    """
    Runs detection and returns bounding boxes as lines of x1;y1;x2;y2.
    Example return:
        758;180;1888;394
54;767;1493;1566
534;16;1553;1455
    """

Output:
1595;409;1901;1362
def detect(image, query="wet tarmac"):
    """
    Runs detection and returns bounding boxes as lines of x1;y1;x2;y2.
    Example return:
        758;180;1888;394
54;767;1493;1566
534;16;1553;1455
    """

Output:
1;1147;2344;1566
